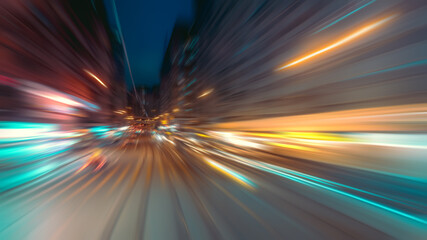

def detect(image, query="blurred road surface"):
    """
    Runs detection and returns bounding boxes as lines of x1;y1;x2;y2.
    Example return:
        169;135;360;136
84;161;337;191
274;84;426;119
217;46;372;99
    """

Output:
0;135;426;239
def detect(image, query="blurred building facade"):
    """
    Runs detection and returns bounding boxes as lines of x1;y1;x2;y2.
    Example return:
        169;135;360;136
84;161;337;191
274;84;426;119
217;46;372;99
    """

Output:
159;23;191;122
0;0;126;124
159;0;427;124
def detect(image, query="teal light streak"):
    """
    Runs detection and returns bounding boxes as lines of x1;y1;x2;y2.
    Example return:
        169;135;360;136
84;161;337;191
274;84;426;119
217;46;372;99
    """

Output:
0;121;57;131
314;0;376;34
216;150;427;225
209;160;255;188
0;140;77;192
189;67;198;75
263;164;427;224
0;140;77;162
183;79;197;90
74;97;99;111
221;150;397;202
0;121;60;143
351;59;427;80
234;43;252;56
0;163;55;192
89;126;111;133
113;131;123;137
89;126;112;139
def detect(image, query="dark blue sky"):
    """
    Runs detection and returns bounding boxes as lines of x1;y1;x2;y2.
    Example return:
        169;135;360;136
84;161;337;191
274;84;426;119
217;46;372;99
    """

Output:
113;0;194;87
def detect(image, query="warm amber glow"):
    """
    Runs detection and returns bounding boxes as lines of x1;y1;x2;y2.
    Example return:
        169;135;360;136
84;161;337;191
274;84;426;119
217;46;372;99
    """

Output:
84;69;108;88
196;133;209;138
198;89;213;98
267;142;315;152
277;15;395;70
115;110;126;114
211;104;427;132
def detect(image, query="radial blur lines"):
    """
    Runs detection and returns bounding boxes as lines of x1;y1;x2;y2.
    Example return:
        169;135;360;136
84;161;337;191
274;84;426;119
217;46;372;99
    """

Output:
2;0;427;239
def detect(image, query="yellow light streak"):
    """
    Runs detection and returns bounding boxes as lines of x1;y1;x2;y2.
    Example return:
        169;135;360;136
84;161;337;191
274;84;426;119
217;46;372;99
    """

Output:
246;132;285;139
84;69;108;88
277;15;395;70
267;142;315;152
283;132;350;142
196;133;209;138
245;132;348;142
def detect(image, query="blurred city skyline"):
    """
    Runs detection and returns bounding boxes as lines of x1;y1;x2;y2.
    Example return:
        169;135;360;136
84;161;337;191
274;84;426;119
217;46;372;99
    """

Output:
109;0;194;87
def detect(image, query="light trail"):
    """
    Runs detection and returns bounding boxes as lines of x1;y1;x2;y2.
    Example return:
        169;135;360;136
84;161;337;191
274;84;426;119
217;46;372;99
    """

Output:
198;89;213;98
205;157;255;189
314;0;377;34
208;149;427;225
84;69;107;88
267;142;315;152
278;15;395;70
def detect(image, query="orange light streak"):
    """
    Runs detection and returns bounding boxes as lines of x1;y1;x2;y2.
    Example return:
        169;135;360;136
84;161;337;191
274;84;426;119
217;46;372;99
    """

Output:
84;69;108;88
277;15;395;70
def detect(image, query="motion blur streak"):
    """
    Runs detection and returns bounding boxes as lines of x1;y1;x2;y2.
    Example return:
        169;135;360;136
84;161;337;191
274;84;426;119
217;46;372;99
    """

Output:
84;70;108;88
278;14;395;70
208;148;426;225
1;0;427;239
314;0;377;34
205;157;255;189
